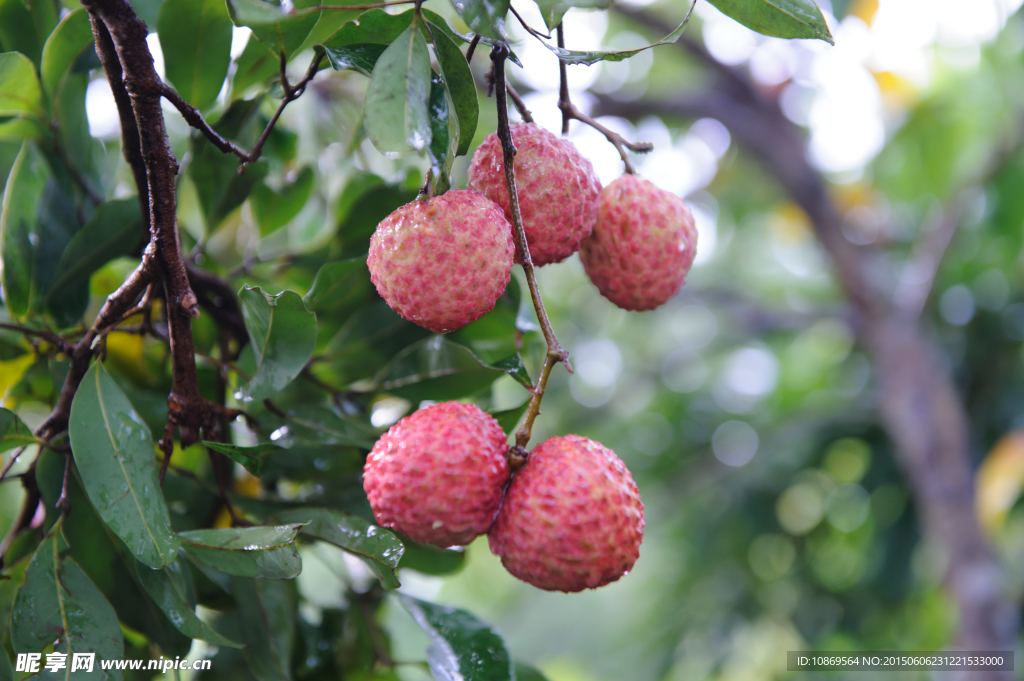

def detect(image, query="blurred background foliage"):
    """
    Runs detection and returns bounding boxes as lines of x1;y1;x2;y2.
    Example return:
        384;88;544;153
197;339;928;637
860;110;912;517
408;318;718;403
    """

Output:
4;0;1024;679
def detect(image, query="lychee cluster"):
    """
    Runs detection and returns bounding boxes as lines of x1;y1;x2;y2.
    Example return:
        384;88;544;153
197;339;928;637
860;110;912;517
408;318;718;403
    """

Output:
366;123;697;334
363;402;644;592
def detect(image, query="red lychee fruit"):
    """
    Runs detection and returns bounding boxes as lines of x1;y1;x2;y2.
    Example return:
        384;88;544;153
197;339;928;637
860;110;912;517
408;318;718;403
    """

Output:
363;401;510;547
368;189;514;333
488;435;644;592
579;174;698;311
467;123;601;266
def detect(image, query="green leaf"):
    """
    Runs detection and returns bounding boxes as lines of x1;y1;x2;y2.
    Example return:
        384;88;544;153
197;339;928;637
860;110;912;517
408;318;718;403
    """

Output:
0;52;42;116
0;407;36;453
0;142;43;317
377;336;531;402
303;257;372;314
362;23;432;154
428;21;478;157
399;595;514;681
69;362;181;568
40;7;93;99
427;72;456;195
0;0;48;68
158;0;234;110
532;0;609;31
321;42;386;76
203;440;282;475
232;577;296;681
397;538;466;575
514;662;552;681
226;0;321;58
135;557;245;648
449;0;509;40
236;286;318;403
11;530;125;679
0;116;46;140
232;36;279;96
323;8;413;46
705;0;833;43
270;508;403;589
491;401;528;435
251;165;315;235
179;525;304;579
44;198;144;327
277;405;378;449
540;7;695;65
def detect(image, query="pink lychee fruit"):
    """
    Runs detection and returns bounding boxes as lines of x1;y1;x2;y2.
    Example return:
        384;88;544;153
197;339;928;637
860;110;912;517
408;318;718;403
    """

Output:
368;189;514;333
488;435;644;592
363;401;510;547
467;123;601;266
579;174;698;311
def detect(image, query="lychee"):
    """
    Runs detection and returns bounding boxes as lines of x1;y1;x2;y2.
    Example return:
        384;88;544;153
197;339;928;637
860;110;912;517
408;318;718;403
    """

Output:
579;174;698;311
467;123;601;266
363;401;510;547
488;435;644;592
368;189;514;333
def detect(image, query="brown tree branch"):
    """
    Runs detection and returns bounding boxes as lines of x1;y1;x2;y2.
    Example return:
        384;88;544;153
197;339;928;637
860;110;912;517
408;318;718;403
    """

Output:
162;52;324;169
490;44;570;459
555;24;651;173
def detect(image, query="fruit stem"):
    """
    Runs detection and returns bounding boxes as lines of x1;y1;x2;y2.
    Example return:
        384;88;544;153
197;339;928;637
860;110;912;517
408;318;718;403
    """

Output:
555;23;651;174
490;43;572;451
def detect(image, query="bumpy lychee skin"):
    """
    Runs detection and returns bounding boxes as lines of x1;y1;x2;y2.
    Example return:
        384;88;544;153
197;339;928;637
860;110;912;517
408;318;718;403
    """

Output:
363;402;510;547
488;435;644;592
368;189;514;333
580;174;698;311
467;123;601;266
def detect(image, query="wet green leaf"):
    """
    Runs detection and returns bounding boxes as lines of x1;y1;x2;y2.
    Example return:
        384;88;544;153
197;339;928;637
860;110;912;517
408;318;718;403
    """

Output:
397;539;466;575
428;21;478;157
158;0;234;110
0;407;36;454
705;0;833;44
136;557;244;648
428;72;456;195
40;7;93;98
399;594;513;681
271;508;403;589
540;8;694;65
363;23;432;154
203;440;282;475
237;286;317;403
69;362;180;569
321;42;386;76
449;0;509;40
11;530;124;680
277;405;378;449
303;257;372;314
44;198;144;327
377;336;531;402
180;525;304;579
251;165;315;235
1;142;46;317
0;52;42;116
226;0;321;57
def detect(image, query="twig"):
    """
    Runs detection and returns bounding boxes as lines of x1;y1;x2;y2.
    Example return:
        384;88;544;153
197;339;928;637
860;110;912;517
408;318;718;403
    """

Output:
555;24;651;173
490;44;570;454
0;323;69;351
505;82;534;123
0;446;27;483
510;5;551;39
465;34;481;63
163;52;325;169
